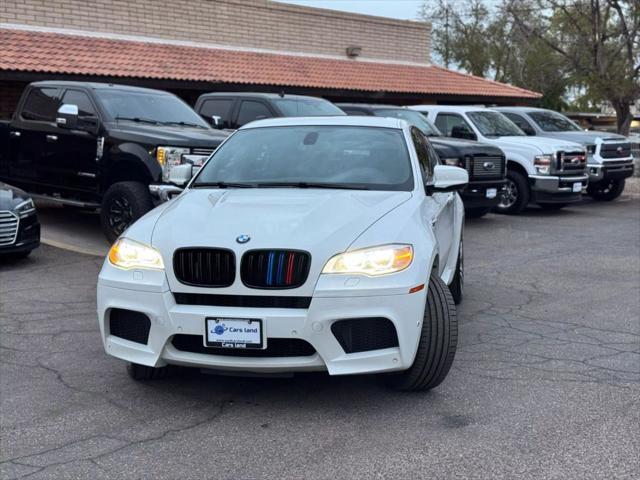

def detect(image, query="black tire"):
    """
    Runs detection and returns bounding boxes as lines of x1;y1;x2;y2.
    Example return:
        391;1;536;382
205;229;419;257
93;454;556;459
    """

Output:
448;234;463;305
494;169;529;215
127;362;169;380
383;275;458;391
538;203;568;211
100;181;154;243
587;178;625;201
465;207;490;219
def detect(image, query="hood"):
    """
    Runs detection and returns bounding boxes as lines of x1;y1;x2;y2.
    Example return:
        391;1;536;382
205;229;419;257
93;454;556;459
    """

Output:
0;182;30;211
531;130;628;145
151;188;412;294
430;136;503;157
106;122;229;148
492;135;583;154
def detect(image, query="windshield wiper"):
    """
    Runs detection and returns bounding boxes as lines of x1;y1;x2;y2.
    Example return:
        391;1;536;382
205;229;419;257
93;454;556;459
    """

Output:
256;182;370;190
192;181;255;189
161;120;207;129
115;116;159;125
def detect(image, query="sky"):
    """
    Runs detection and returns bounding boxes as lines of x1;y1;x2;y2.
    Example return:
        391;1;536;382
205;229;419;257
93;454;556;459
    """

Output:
276;0;425;21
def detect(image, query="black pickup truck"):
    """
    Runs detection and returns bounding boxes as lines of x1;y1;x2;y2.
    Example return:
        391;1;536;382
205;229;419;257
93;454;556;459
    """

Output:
193;92;345;129
337;104;507;217
0;81;228;241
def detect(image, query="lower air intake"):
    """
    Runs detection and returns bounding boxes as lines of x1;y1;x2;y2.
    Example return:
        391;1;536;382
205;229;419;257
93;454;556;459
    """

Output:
171;335;316;357
109;308;151;345
331;317;399;353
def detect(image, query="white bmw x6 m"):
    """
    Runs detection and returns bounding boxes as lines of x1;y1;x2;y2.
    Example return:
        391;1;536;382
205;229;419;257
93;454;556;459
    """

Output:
97;116;468;391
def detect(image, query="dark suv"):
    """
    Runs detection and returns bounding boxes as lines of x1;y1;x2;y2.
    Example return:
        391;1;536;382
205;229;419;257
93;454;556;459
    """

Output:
194;92;345;129
337;104;507;217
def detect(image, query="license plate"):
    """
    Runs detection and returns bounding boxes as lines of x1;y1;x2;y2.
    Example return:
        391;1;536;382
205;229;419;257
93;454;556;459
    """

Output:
572;182;582;193
486;188;497;199
205;318;263;349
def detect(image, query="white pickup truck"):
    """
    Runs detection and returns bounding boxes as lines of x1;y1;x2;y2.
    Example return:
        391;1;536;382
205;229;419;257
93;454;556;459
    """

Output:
410;105;588;214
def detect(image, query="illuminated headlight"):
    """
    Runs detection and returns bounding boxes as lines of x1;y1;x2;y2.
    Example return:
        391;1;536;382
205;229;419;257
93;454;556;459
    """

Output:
443;157;462;167
534;154;553;174
15;199;36;218
108;238;164;270
322;244;413;276
157;146;190;182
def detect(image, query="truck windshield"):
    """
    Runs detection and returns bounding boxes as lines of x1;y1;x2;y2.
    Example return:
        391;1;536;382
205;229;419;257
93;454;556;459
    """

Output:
272;98;345;117
193;126;413;191
373;109;442;137
467;111;525;137
96;90;210;128
528;111;582;132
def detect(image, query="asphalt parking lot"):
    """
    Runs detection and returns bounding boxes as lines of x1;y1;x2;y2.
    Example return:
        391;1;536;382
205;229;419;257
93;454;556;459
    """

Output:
1;196;639;480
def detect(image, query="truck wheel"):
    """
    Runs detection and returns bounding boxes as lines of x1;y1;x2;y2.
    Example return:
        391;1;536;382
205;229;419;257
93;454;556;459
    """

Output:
495;170;529;215
383;275;457;391
127;362;169;380
100;182;153;243
538;203;568;211
465;207;490;218
587;178;625;201
448;234;463;305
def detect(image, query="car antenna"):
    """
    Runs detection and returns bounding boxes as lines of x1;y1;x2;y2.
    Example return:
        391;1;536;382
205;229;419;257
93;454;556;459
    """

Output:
279;90;285;98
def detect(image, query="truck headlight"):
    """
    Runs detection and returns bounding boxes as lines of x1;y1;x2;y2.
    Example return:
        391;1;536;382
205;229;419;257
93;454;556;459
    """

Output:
108;238;164;270
322;244;413;276
157;146;190;182
534;154;553;174
15;199;36;218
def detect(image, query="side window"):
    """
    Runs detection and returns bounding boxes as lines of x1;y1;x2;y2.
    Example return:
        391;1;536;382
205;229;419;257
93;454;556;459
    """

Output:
435;113;473;137
341;107;370;116
411;127;432;182
424;135;441;173
21;87;60;122
200;98;234;128
236;101;273;127
61;90;97;118
503;112;536;135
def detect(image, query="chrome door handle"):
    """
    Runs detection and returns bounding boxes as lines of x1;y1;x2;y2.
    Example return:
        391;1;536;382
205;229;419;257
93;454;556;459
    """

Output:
9;131;20;137
46;135;58;142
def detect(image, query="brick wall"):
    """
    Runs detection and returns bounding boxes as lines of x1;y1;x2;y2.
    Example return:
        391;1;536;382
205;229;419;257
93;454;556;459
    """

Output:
0;0;431;64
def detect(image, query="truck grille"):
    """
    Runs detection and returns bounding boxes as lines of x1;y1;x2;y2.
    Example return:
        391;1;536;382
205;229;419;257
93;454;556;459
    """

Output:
0;211;19;246
467;155;504;179
191;147;215;156
558;151;587;172
173;248;235;287
600;142;631;159
241;250;311;289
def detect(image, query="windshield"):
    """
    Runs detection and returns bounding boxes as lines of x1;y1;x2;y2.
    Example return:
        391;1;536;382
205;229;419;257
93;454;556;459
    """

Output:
273;98;345;117
467;111;525;137
373;109;442;136
528;111;582;132
193;126;413;191
96;90;210;128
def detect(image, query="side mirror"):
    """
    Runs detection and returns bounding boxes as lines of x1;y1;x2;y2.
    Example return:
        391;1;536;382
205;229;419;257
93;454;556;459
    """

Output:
432;165;468;191
56;104;78;129
450;125;476;141
168;163;194;186
210;115;223;129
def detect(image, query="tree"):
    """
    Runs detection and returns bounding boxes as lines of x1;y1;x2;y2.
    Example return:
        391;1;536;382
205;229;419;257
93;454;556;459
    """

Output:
507;0;640;135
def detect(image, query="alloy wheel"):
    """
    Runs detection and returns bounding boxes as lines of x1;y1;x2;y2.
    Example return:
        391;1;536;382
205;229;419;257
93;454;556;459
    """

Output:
108;196;133;236
498;179;518;209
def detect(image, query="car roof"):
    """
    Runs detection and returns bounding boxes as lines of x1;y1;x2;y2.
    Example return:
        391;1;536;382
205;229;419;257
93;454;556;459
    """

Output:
30;81;172;95
336;103;402;109
198;92;329;101
494;106;547;113
409;105;494;113
240;116;406;130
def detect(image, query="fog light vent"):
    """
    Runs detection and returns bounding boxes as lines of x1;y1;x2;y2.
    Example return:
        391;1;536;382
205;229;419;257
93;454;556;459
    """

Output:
109;308;151;344
331;317;398;353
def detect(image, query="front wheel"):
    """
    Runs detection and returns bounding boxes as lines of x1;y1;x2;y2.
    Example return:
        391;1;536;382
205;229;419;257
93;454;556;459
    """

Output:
494;170;530;215
100;181;154;243
383;275;458;391
587;178;625;201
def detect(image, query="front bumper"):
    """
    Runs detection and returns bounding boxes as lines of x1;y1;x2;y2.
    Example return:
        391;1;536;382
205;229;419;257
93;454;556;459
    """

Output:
0;214;40;254
461;179;506;208
529;173;588;204
97;280;427;376
587;159;634;183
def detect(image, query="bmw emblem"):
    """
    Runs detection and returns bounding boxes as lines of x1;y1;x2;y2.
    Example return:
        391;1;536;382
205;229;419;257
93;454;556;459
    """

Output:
236;234;250;244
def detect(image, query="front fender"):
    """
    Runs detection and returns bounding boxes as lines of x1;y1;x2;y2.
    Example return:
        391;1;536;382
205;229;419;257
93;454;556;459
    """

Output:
507;153;536;176
109;142;161;181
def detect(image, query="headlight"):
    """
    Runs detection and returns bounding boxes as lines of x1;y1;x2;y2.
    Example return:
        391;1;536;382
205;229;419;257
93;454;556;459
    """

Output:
157;146;190;182
443;157;463;167
322;244;413;277
534;154;553;174
15;199;36;218
108;238;164;270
